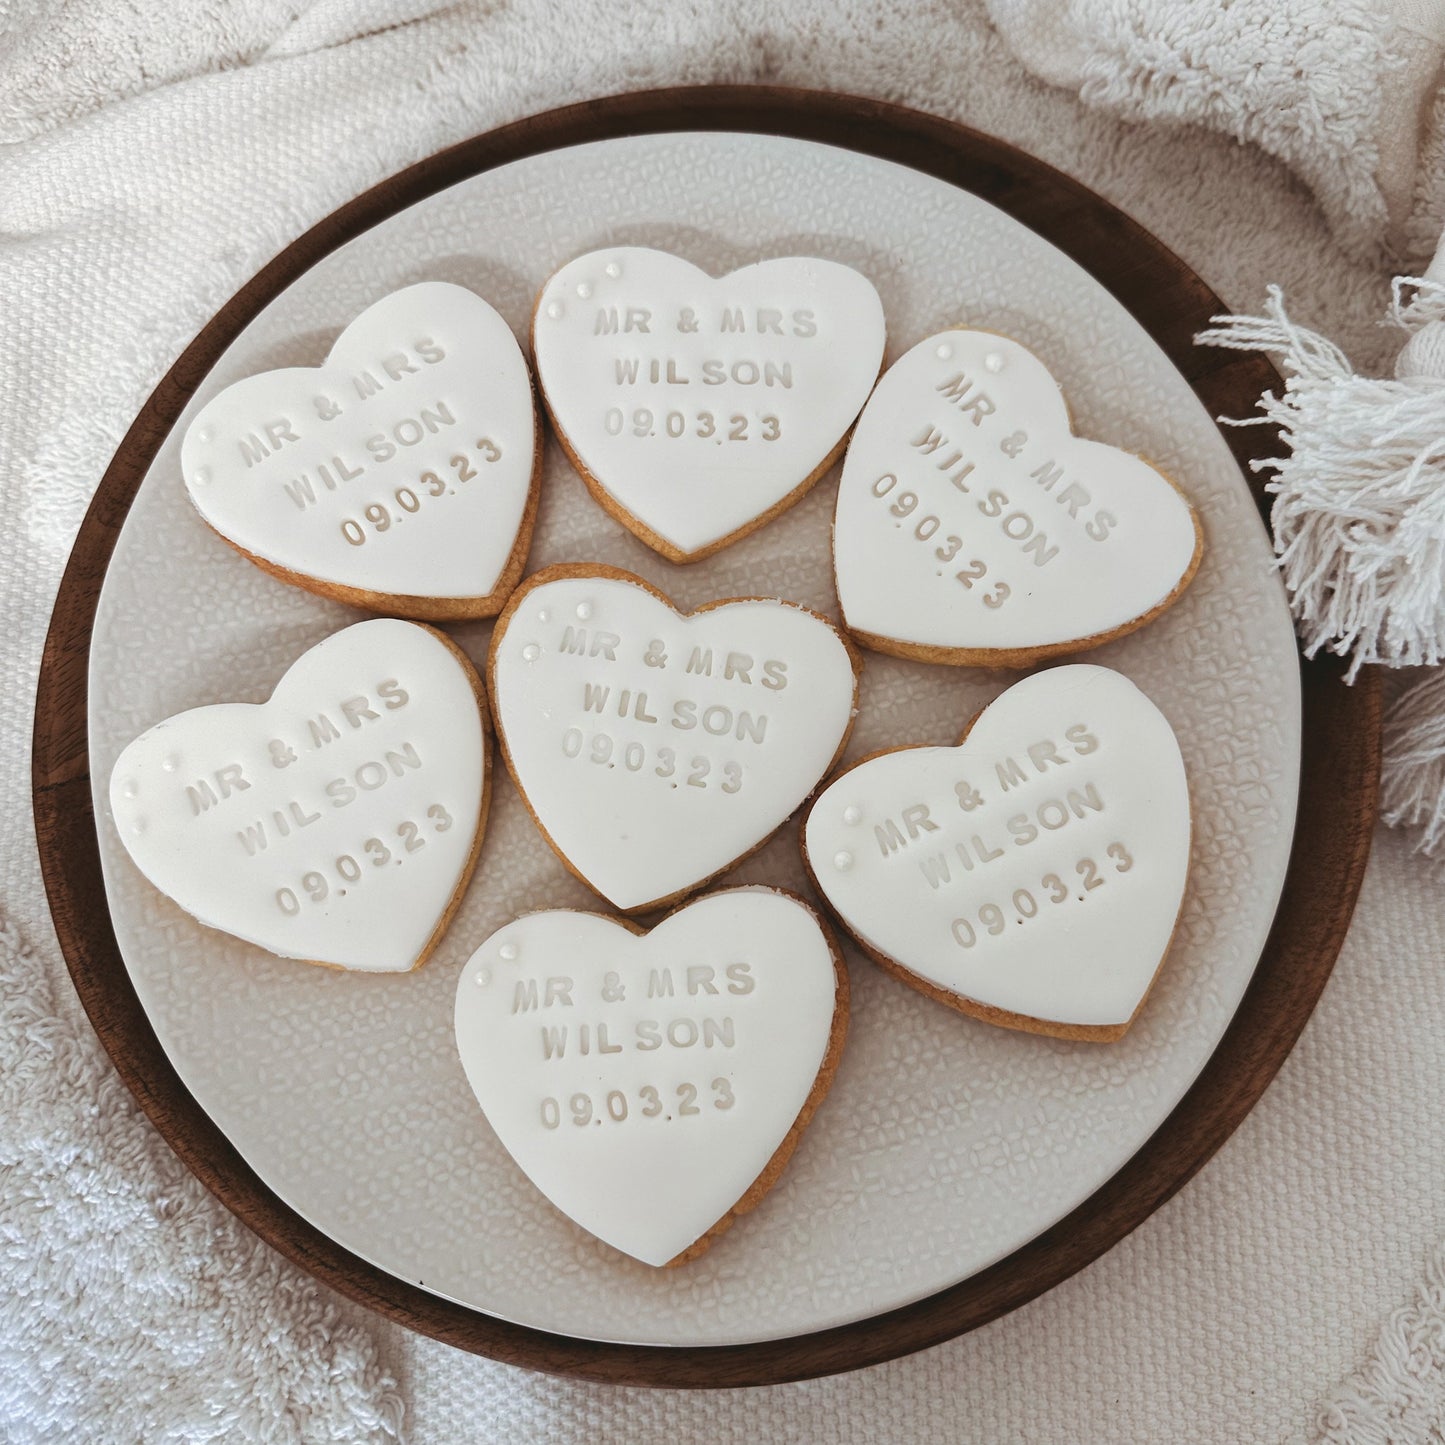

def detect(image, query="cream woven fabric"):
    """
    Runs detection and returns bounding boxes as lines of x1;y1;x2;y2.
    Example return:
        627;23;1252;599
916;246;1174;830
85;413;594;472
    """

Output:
2;1;1441;1439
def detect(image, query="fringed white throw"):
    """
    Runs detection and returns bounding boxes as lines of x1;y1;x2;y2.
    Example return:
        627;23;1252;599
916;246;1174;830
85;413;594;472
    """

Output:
1198;232;1445;854
1312;1238;1445;1444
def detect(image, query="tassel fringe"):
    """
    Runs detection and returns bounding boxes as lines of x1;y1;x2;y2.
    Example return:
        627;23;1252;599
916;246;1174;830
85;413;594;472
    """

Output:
1382;670;1445;853
1391;275;1445;330
1197;286;1445;682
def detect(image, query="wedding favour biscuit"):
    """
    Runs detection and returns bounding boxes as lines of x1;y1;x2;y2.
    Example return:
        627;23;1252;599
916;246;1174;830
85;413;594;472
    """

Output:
488;565;860;913
181;282;540;619
531;247;886;561
108;619;490;972
454;887;847;1266
833;330;1203;667
803;665;1189;1041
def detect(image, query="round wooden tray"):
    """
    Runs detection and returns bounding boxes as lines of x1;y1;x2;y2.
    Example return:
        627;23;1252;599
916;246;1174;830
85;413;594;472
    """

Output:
32;86;1381;1387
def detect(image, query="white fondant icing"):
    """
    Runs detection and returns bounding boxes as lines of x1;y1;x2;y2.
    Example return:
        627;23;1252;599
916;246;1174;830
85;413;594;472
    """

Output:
490;570;857;911
532;247;886;557
834;330;1200;653
108;618;487;972
181;282;536;604
454;887;840;1266
805;665;1189;1028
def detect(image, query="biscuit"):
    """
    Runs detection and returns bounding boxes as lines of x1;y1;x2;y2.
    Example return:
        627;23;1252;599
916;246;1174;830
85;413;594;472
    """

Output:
803;664;1189;1041
108;618;490;972
487;563;861;914
531;246;885;562
181;282;541;620
454;886;848;1265
833;329;1203;667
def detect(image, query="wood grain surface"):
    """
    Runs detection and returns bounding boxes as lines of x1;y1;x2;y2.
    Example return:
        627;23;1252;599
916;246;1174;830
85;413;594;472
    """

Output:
31;85;1382;1388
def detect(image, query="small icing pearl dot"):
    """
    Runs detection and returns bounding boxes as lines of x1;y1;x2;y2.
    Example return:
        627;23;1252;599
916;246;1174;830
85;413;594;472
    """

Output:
841;805;862;825
604;262;621;278
120;779;139;799
546;301;563;319
935;343;953;360
498;942;519;962
198;426;214;443
161;754;179;773
521;644;541;662
576;282;592;299
833;850;854;872
984;351;1005;373
537;609;550;623
131;819;147;836
191;467;210;486
475;969;491;986
575;602;592;620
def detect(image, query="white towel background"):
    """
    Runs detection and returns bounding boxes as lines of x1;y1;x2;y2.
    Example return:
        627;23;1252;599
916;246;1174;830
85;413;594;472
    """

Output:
3;1;1444;1440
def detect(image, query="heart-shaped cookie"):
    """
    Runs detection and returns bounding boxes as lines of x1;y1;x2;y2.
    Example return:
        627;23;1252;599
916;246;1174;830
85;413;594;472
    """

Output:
108;618;490;972
531;247;886;561
803;665;1189;1040
454;887;847;1266
181;282;540;619
833;330;1203;666
488;565;860;912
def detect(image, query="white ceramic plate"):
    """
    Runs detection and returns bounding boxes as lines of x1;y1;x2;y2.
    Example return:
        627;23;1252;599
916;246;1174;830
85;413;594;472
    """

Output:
89;132;1299;1347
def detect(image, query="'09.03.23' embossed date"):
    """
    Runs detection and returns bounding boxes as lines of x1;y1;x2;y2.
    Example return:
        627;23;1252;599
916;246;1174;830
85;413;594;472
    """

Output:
271;802;455;914
870;472;1012;608
949;842;1133;949
561;729;743;793
602;407;781;442
539;1078;736;1130
338;437;503;547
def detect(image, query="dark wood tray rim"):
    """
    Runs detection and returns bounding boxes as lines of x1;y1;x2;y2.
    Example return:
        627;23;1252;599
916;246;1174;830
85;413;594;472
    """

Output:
32;84;1381;1388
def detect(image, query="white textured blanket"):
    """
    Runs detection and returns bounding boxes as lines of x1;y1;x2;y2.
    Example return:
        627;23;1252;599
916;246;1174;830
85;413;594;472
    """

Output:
2;1;1443;1441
